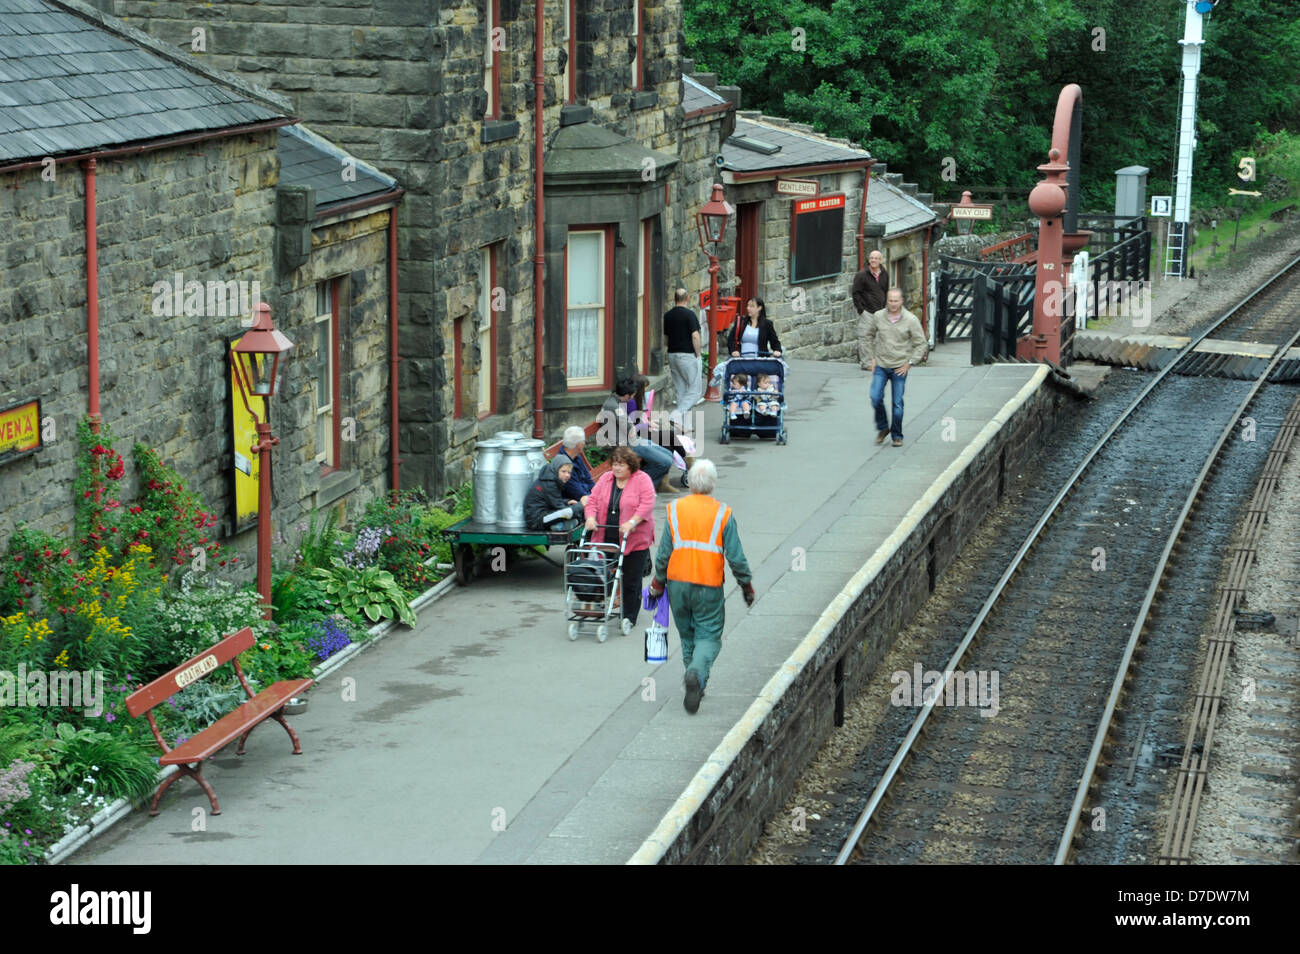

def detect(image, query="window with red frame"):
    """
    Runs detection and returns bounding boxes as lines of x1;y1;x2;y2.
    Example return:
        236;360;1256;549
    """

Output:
314;278;343;473
476;244;499;418
565;227;614;390
484;0;501;119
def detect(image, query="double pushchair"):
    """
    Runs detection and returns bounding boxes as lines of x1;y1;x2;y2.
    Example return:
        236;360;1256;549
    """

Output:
712;355;788;445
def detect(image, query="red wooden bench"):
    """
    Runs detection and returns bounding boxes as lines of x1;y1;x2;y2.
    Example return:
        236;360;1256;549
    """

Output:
125;626;314;816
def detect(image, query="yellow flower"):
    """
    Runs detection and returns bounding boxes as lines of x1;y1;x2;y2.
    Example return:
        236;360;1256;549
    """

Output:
53;648;70;668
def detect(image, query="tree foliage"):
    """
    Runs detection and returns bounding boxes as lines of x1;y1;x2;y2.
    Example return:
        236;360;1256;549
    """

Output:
685;0;1300;205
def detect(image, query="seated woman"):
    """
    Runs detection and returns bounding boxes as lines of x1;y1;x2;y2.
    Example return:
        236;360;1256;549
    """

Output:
599;377;680;493
524;454;585;531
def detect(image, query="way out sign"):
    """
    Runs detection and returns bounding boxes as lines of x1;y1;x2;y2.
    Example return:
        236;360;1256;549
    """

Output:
950;204;993;221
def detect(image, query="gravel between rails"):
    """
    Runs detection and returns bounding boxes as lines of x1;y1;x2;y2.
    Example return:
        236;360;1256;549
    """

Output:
746;224;1300;866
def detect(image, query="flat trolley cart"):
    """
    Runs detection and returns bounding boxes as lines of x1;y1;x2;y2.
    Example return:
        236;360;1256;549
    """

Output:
441;518;586;586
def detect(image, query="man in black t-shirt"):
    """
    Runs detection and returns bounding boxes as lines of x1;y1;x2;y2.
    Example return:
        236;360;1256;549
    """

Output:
664;287;703;419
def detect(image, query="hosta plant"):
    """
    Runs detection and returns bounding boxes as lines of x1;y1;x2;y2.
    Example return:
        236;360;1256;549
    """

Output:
310;559;415;627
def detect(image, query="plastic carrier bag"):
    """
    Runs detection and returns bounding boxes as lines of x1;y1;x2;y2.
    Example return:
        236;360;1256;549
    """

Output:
644;622;669;663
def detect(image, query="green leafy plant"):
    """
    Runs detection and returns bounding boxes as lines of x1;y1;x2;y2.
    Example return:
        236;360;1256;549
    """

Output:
270;571;333;625
157;575;269;671
294;508;344;572
46;723;158;803
310;559;415;627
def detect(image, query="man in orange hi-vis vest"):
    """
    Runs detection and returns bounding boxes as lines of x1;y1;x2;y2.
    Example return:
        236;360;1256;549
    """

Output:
648;459;754;714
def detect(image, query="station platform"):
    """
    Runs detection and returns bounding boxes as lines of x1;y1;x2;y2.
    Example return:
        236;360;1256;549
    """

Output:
73;348;1047;865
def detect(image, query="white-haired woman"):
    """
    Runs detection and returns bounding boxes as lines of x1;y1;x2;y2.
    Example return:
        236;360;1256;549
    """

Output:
648;460;755;714
561;425;594;507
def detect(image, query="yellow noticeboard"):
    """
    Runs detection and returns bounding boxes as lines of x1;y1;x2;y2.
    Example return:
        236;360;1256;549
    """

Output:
228;336;264;532
0;399;42;465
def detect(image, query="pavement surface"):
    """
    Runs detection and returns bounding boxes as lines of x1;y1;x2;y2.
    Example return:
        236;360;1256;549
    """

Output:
73;345;1042;865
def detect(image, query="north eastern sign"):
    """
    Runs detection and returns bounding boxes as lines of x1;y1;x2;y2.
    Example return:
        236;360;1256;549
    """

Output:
0;399;42;466
950;204;994;220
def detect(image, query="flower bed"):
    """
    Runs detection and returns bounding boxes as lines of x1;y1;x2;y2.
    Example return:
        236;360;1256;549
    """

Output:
0;419;474;864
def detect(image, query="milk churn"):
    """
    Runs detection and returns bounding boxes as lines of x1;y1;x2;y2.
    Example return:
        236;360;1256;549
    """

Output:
495;441;534;530
471;438;506;525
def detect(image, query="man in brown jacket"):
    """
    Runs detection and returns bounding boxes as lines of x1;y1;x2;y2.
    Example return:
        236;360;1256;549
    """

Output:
851;248;889;316
858;288;927;447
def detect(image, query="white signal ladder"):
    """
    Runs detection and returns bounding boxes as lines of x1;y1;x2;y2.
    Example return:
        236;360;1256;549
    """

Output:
1164;221;1188;279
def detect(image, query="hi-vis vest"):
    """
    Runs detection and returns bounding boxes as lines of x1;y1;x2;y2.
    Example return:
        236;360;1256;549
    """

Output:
666;495;731;587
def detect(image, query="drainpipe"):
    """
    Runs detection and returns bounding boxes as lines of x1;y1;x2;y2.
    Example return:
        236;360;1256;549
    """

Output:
83;158;101;434
857;159;876;270
920;221;934;343
531;0;546;438
389;208;401;491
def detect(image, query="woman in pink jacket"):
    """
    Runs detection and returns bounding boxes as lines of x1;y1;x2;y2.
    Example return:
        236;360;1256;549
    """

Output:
584;445;657;635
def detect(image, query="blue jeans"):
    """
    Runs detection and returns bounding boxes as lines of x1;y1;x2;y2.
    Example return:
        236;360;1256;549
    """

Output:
870;365;906;441
632;439;674;483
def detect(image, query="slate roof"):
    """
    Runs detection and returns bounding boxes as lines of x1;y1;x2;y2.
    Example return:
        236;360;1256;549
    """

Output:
868;175;938;237
683;75;728;114
278;124;398;211
722;116;871;174
544;119;678;185
0;0;283;164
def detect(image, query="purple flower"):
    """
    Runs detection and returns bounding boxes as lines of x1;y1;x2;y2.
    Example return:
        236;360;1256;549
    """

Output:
104;712;116;722
305;616;354;661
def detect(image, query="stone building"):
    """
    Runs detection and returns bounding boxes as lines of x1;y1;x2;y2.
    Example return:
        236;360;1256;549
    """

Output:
0;1;401;553
681;74;946;362
90;0;734;492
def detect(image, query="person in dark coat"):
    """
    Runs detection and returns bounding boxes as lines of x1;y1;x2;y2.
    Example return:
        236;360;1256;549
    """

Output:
524;454;585;531
727;296;782;357
852;248;889;316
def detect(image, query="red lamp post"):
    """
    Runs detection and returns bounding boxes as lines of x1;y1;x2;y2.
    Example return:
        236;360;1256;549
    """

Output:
230;302;294;621
696;183;734;402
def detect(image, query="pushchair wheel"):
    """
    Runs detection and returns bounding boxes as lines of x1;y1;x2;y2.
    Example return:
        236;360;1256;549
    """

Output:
568;622;579;641
597;624;609;643
777;431;787;445
718;431;729;445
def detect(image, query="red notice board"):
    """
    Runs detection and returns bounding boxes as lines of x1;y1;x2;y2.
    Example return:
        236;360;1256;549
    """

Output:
790;192;846;284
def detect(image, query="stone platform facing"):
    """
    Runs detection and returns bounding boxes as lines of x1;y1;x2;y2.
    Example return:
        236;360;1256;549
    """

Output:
72;350;1060;866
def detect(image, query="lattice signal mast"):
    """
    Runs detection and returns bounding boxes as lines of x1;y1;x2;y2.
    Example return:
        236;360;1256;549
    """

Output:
1168;0;1219;278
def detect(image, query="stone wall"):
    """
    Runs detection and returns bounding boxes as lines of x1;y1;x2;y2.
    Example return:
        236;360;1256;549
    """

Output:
724;168;869;363
99;0;717;493
279;208;396;520
0;135;279;558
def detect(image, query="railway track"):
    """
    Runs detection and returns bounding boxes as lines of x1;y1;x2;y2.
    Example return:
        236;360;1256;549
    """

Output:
833;256;1300;866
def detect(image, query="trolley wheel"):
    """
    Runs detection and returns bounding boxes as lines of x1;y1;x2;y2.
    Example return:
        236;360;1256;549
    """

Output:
568;622;579;641
597;624;609;643
454;544;474;586
777;431;787;445
718;430;729;445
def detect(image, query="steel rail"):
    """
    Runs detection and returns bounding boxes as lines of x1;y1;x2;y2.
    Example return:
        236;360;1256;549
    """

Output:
1053;317;1300;864
833;254;1300;866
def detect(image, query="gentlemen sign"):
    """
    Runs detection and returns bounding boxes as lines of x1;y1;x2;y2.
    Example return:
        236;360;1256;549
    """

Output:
776;178;819;197
0;399;41;465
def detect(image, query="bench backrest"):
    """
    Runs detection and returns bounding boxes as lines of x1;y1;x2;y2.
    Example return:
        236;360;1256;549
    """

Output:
126;626;256;718
543;419;605;474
